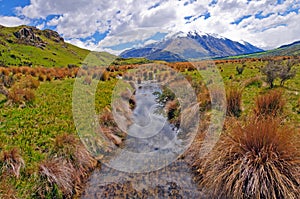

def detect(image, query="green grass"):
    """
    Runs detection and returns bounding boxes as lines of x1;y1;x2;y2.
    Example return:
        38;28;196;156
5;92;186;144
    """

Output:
185;60;300;123
0;25;117;67
0;58;299;198
0;78;117;198
110;57;153;65
226;43;300;59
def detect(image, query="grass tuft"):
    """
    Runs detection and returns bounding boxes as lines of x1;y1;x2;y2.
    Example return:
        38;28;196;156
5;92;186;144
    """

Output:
38;157;75;197
0;148;25;179
200;117;300;198
226;87;242;117
254;89;285;117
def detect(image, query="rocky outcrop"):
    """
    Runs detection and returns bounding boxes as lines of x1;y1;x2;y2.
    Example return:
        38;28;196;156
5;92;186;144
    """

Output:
13;27;64;49
13;27;46;49
43;29;64;43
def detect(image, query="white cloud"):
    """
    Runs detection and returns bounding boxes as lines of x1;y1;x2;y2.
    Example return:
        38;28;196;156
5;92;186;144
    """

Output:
65;38;98;51
13;0;300;51
0;16;29;27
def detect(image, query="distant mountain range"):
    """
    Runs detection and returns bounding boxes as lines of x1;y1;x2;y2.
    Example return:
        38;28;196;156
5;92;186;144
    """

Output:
1;25;299;67
120;31;263;61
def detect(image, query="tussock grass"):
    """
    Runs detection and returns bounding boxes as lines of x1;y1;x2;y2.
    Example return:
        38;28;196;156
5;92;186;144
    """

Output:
38;134;97;198
254;89;285;117
200;117;300;199
0;148;25;179
53;134;97;179
38;157;75;197
226;87;242;117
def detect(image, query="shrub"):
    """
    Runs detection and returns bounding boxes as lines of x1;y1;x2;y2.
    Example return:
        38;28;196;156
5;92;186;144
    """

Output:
226;87;242;117
254;90;285;117
236;65;245;75
261;60;281;88
0;148;25;178
200;117;300;198
278;60;297;86
261;60;297;88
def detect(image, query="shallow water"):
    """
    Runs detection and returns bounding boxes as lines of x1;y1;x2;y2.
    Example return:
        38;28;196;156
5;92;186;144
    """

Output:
81;82;204;198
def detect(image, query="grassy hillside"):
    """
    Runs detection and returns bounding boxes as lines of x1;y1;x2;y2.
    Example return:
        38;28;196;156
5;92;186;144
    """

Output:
226;41;300;59
0;25;117;67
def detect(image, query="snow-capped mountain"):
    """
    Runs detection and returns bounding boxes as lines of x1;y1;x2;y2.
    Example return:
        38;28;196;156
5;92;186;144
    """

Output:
120;30;263;61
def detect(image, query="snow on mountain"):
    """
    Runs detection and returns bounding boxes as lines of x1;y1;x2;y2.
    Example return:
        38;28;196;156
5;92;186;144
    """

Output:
120;30;264;61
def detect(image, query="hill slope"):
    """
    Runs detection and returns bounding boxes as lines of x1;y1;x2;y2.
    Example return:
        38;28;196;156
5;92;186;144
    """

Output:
0;25;116;67
120;31;263;61
228;40;300;59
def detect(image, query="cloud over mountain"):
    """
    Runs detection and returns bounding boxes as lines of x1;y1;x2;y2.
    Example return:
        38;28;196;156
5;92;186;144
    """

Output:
0;0;299;54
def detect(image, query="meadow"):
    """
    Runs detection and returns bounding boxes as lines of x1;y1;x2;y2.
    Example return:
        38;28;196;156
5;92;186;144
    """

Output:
0;56;299;198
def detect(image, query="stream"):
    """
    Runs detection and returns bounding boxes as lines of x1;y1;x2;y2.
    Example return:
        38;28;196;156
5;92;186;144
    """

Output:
81;82;205;198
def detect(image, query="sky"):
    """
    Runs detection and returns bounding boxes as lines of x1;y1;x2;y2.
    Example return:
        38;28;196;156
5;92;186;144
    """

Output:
0;0;300;55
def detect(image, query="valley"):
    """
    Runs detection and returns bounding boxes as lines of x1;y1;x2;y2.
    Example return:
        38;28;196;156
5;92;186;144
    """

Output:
0;25;299;198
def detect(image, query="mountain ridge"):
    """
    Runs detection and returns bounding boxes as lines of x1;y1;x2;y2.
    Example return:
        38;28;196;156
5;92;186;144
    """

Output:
120;30;263;61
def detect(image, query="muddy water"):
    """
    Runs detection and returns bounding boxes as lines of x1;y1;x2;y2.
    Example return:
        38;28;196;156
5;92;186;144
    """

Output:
81;82;205;198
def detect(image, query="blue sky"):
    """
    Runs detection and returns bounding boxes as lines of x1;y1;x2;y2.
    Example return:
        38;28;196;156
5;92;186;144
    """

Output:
0;0;300;54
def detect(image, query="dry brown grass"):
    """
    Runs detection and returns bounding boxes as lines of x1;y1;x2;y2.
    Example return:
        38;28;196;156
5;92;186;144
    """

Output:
99;108;117;127
37;133;97;197
100;70;110;81
53;133;97;179
55;134;97;179
8;87;35;104
0;178;17;199
0;148;25;178
38;157;75;197
200;117;300;199
254;89;285;117
226;87;242;117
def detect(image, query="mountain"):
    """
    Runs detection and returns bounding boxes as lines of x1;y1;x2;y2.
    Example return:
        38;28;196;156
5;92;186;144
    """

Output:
120;30;263;61
227;40;300;59
0;25;116;67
